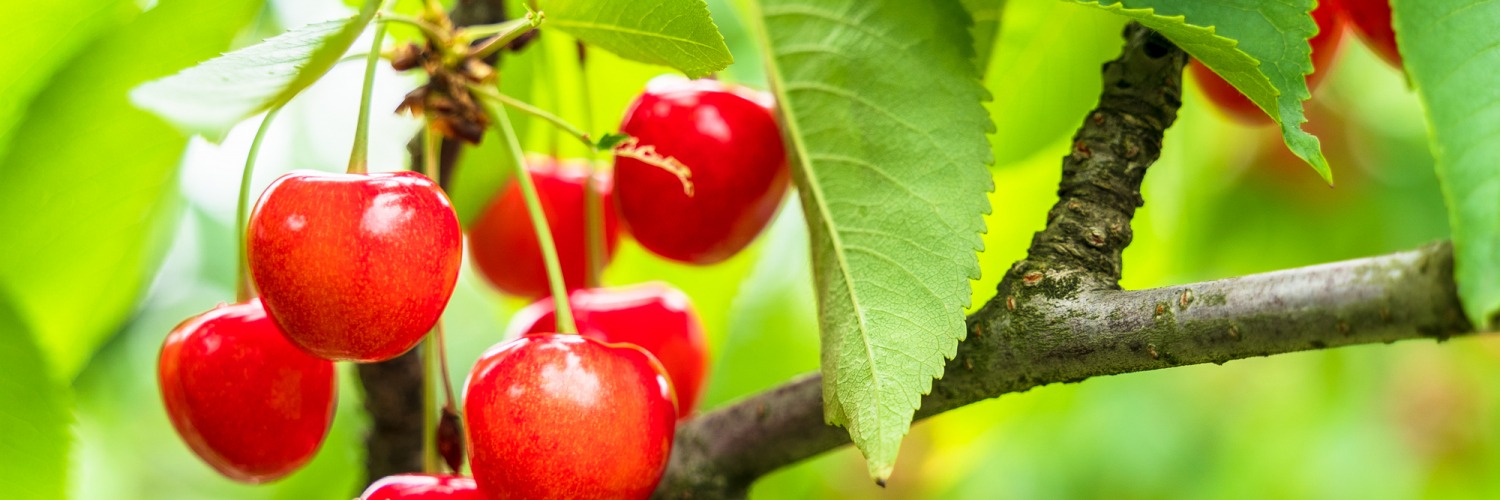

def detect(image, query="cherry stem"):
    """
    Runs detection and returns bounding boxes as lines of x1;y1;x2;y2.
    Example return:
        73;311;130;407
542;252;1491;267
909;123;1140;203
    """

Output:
377;14;449;47
235;106;283;303
467;11;542;60
346;8;391;175
475;90;578;334
576;41;605;289
420;120;460;454
469;85;592;149
418;120;443;474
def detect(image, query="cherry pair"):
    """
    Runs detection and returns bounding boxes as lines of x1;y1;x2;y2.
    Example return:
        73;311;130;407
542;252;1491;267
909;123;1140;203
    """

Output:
469;76;789;298
161;170;465;481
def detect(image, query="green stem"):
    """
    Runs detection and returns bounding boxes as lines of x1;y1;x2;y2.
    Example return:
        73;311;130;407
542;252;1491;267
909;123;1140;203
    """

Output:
467;12;542;60
576;42;606;288
347;11;390;175
236;106;283;303
419;119;458;408
377;13;449;46
469;85;592;148
419;121;440;474
476;91;578;334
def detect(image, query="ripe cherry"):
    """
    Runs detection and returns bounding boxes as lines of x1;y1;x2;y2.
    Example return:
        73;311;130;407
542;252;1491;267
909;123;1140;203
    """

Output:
359;474;482;499
1189;2;1346;124
1342;0;1401;68
158;299;336;483
507;282;708;419
468;158;620;298
464;334;676;499
615;76;789;265
248;170;462;362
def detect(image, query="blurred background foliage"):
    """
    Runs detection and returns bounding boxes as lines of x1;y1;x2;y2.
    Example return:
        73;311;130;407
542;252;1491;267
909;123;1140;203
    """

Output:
1;0;1496;498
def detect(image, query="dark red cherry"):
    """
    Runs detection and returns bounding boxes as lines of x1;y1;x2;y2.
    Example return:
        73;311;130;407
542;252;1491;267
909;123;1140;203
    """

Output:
468;158;619;298
615;76;789;265
1190;2;1346;124
507;282;708;418
158;299;337;483
248;170;462;362
359;474;483;499
464;334;676;499
1341;0;1401;68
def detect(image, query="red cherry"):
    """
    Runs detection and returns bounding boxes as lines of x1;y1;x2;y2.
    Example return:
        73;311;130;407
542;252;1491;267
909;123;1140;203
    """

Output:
248;170;462;362
507;282;709;419
468;158;620;298
1189;2;1346;124
615;76;789;265
464;334;676;499
158;299;336;483
1341;0;1401;68
359;474;483;499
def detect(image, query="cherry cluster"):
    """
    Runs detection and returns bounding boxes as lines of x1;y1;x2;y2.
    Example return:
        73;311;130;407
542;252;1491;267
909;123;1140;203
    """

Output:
1190;0;1402;123
157;76;788;499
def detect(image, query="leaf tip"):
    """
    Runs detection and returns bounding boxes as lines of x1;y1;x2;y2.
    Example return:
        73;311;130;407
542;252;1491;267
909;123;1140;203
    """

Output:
869;463;894;486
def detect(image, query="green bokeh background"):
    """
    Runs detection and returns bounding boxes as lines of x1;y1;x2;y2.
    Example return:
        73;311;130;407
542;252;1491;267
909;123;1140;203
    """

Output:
2;0;1496;498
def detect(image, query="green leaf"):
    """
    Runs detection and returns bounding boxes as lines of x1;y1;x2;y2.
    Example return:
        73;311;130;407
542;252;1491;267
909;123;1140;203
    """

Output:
1394;0;1500;329
0;289;71;500
594;132;631;150
0;0;135;162
129;1;379;142
0;0;261;379
1072;0;1332;182
540;0;733;78
750;0;992;481
961;0;1005;74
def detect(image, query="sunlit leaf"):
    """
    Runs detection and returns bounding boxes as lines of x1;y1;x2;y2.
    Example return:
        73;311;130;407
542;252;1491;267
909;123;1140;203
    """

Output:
1074;0;1332;182
0;0;134;162
0;0;261;379
1394;0;1500;329
130;1;379;142
540;0;733;78
0;289;71;500
751;0;992;481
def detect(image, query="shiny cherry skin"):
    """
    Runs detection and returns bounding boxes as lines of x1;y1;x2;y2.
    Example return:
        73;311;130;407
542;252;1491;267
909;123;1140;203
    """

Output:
464;334;676;500
158;299;337;483
359;474;483;499
1342;0;1401;68
1189;2;1346;124
248;170;462;362
507;282;708;418
468;158;620;298
615;76;789;265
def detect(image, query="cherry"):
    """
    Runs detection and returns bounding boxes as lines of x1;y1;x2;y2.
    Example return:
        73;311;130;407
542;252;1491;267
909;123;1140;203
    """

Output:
1341;0;1401;68
464;334;676;499
1189;2;1346;124
248;170;462;362
507;282;708;419
158;299;336;483
468;158;620;298
614;76;789;265
360;474;483;499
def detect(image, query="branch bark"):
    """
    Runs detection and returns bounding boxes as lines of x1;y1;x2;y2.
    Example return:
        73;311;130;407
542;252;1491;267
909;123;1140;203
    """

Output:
358;0;508;486
653;23;1479;498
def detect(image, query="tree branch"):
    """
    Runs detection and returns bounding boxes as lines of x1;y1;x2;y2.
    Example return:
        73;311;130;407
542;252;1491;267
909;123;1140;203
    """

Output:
359;0;508;486
653;23;1480;498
